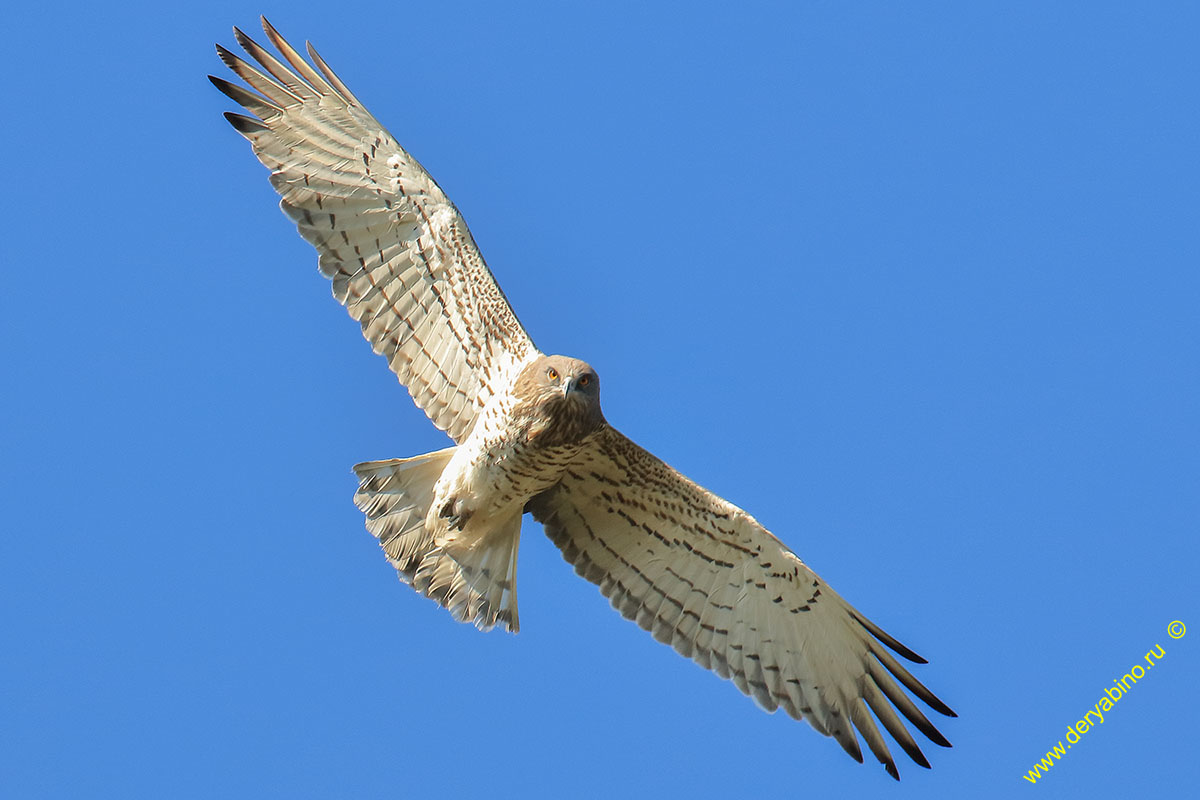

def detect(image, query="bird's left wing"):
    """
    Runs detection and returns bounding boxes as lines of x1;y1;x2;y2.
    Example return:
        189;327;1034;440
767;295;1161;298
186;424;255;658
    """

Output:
527;427;955;780
212;19;538;443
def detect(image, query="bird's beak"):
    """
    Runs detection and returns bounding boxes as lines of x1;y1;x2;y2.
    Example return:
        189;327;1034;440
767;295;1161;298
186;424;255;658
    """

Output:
563;378;575;398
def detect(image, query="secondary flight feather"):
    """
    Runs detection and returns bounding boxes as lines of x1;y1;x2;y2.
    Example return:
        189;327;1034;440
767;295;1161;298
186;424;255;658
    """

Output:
213;17;956;780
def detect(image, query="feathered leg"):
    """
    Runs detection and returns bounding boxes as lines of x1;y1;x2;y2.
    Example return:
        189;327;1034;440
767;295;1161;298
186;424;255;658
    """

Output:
354;449;522;632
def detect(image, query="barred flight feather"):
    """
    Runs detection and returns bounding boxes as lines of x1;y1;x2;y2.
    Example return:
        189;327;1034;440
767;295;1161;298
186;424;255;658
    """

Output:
527;427;956;780
213;19;537;444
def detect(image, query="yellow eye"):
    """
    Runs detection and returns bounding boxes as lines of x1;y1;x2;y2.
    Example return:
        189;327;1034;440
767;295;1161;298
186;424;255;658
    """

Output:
547;367;559;381
578;375;591;387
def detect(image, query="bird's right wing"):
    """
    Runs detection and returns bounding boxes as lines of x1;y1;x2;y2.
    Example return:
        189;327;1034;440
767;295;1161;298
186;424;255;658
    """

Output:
212;18;539;443
527;426;955;780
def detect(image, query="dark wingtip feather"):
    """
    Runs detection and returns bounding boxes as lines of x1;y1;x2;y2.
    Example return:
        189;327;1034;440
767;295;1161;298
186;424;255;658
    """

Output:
214;42;239;69
908;744;931;769
867;637;956;719
209;74;279;115
305;40;361;106
863;680;934;769
852;703;901;784
260;15;282;43
925;694;956;718
208;74;244;102
223;111;267;134
852;611;927;663
832;726;864;764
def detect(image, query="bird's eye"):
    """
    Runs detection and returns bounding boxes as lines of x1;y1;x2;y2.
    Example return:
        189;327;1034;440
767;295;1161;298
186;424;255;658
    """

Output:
547;367;559;381
578;375;591;387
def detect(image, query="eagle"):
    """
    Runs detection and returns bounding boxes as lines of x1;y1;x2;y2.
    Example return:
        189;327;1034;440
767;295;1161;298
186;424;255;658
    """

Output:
212;18;955;780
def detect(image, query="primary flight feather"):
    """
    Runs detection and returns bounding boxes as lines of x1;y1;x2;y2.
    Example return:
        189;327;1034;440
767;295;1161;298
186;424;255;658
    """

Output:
213;17;955;780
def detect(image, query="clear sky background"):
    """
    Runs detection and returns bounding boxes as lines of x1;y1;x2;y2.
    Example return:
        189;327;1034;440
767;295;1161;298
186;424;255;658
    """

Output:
3;1;1197;797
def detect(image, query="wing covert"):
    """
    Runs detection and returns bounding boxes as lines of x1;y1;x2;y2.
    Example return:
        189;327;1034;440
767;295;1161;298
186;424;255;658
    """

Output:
213;18;538;442
527;427;955;780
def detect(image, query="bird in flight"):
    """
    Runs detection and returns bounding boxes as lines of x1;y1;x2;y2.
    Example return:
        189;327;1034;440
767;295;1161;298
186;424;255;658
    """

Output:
212;17;955;780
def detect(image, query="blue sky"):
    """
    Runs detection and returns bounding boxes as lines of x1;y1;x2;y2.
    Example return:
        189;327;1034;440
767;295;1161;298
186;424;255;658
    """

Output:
3;1;1197;797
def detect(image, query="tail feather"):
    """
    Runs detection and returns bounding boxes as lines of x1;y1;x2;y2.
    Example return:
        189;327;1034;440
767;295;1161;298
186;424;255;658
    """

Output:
416;514;522;632
354;448;453;582
353;449;522;632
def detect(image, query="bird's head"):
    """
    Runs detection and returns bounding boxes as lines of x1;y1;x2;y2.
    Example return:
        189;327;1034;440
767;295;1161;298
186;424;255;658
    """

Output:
515;354;604;443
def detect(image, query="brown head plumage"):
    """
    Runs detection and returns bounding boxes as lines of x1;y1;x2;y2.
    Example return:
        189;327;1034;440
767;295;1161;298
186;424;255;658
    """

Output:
513;354;605;446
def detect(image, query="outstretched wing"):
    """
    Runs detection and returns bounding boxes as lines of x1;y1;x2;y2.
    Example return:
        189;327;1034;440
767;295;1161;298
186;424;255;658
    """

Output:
527;427;955;780
212;18;538;443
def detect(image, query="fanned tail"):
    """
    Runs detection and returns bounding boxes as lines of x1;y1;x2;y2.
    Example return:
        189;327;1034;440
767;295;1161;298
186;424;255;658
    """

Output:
353;449;522;632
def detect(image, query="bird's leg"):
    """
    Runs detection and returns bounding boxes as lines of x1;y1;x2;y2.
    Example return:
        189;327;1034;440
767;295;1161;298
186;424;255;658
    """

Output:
438;497;473;531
